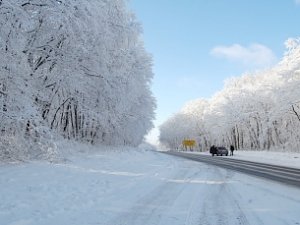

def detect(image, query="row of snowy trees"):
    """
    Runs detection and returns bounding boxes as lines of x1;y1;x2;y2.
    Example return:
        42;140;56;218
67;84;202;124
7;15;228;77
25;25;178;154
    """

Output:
160;38;300;152
0;0;155;160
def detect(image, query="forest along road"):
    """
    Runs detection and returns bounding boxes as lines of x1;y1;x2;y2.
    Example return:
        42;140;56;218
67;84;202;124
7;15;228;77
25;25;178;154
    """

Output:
164;151;300;188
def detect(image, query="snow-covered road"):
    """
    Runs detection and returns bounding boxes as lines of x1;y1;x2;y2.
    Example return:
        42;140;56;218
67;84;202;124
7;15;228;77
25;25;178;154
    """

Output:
1;148;300;225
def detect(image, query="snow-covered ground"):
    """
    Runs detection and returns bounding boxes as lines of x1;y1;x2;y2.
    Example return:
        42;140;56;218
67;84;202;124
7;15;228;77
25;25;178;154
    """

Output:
1;144;300;225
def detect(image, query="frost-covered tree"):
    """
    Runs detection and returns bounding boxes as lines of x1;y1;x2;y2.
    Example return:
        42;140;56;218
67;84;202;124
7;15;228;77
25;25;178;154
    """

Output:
160;37;300;152
159;99;208;150
0;0;155;160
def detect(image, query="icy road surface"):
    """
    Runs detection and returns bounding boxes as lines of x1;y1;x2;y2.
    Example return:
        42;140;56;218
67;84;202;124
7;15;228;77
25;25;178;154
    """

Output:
1;148;300;225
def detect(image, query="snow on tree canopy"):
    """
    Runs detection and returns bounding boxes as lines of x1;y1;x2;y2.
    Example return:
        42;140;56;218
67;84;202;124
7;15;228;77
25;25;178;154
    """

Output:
159;38;300;153
0;0;155;160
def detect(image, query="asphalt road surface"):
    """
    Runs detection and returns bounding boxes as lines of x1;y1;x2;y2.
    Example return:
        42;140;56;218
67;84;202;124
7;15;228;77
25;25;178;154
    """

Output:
164;151;300;188
109;151;300;225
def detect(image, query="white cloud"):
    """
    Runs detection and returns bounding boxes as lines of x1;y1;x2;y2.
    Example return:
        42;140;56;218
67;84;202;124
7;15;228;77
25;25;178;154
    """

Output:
210;43;277;68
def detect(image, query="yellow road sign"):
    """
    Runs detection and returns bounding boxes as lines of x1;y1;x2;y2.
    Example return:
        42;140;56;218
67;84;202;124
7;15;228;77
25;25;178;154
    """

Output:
182;139;196;148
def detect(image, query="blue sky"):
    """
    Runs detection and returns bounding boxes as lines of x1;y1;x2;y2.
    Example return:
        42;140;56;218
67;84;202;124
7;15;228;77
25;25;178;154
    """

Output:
128;0;300;144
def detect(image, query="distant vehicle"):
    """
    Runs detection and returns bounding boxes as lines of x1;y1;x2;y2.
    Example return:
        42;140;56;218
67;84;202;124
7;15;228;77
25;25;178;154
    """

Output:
210;146;228;156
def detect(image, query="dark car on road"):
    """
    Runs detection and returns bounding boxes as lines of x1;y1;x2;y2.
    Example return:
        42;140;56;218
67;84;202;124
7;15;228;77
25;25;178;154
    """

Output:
210;146;228;156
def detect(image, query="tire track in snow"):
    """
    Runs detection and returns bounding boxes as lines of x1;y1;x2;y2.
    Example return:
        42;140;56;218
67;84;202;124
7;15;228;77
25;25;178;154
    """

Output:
197;167;251;225
107;163;217;225
108;168;190;225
